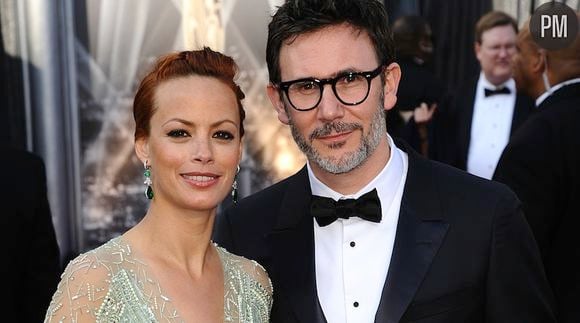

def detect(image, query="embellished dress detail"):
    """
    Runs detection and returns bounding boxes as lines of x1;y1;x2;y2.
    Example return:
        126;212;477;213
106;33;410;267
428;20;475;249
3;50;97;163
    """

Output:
44;237;272;322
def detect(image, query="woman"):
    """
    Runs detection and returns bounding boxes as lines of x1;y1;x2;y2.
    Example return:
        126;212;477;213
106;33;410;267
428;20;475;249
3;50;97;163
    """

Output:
45;48;272;322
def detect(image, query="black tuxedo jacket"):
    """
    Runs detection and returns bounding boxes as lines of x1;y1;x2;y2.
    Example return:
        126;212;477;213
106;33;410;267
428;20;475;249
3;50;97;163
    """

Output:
0;146;61;322
494;82;580;323
432;77;534;169
214;143;555;322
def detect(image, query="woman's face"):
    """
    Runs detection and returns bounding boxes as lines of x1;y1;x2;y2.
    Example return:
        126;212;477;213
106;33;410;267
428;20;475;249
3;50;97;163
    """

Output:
136;75;242;212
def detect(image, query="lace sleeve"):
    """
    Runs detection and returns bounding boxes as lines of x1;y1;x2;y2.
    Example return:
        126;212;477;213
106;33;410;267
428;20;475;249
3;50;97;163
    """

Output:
44;252;112;323
246;260;273;303
218;246;273;322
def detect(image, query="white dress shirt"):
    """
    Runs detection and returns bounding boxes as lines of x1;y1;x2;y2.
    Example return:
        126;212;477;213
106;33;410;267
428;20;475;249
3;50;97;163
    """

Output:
467;73;516;179
308;135;409;323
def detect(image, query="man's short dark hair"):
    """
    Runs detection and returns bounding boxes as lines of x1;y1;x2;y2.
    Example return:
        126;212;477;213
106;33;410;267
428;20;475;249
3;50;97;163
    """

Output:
475;11;518;44
266;0;395;84
392;15;431;59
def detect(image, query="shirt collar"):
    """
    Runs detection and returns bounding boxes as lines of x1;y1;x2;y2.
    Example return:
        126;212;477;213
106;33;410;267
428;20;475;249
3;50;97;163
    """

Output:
478;72;515;97
535;78;580;107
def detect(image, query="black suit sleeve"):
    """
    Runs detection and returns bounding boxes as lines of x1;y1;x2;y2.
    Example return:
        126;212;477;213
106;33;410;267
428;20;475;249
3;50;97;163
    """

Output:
25;155;61;322
1;149;61;322
493;117;558;260
485;187;556;322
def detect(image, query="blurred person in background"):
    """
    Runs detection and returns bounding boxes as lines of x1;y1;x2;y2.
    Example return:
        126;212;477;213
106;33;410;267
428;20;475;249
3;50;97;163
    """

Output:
1;145;61;322
44;48;272;322
390;15;444;156
434;11;534;179
494;13;580;323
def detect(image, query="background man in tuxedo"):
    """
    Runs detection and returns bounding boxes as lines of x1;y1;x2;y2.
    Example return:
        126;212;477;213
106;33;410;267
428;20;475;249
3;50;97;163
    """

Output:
494;14;580;323
389;15;443;157
0;145;61;321
434;11;534;179
214;1;555;321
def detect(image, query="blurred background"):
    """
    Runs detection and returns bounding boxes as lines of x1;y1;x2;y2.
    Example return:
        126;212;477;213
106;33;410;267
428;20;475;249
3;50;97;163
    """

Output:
1;0;578;263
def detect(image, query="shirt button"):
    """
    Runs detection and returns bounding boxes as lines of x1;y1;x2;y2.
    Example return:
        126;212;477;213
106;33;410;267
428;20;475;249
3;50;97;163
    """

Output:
350;241;356;247
353;302;359;307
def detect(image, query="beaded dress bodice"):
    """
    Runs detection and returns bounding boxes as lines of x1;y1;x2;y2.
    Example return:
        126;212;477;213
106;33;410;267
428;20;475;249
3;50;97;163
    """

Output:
44;237;272;322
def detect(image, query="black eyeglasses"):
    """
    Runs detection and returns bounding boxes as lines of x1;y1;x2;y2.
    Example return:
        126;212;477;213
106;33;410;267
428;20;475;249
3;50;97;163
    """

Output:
276;65;385;111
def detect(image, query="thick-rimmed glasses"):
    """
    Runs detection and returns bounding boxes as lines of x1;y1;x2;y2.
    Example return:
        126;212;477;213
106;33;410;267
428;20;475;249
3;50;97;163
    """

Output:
276;65;385;111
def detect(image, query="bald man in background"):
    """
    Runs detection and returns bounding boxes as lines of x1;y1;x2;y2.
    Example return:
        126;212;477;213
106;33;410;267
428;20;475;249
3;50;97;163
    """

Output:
493;13;580;323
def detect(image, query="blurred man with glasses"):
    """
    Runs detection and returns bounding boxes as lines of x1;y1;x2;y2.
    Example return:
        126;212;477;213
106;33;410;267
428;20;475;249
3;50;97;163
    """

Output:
214;1;555;322
434;11;535;180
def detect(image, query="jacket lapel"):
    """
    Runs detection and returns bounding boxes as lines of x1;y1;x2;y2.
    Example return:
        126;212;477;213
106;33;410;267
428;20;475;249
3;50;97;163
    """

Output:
457;80;477;169
268;167;326;323
375;142;449;323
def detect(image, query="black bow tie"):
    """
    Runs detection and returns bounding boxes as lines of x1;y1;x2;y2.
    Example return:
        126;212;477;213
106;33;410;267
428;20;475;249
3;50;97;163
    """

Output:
310;189;382;227
484;87;511;97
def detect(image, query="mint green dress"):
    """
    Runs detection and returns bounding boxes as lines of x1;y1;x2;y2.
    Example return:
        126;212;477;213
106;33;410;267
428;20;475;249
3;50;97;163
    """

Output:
44;237;272;322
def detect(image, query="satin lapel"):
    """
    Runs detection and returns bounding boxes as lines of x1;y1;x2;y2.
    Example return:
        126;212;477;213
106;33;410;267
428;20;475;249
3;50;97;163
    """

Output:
375;142;449;323
458;81;477;170
268;167;326;323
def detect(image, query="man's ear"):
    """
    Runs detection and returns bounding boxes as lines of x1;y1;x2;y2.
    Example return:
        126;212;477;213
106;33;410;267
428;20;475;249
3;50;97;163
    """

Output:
382;62;401;112
135;137;150;165
474;41;482;61
266;83;290;125
531;48;546;74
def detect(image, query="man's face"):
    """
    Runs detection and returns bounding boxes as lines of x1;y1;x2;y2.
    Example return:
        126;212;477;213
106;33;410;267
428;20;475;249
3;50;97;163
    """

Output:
511;27;541;96
266;23;400;175
475;24;517;85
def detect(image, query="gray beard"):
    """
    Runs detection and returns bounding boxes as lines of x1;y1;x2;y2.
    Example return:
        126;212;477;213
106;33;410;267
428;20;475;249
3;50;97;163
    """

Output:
288;102;387;174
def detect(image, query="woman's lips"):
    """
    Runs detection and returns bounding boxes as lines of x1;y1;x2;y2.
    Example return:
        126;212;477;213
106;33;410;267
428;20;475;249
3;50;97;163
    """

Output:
181;173;220;188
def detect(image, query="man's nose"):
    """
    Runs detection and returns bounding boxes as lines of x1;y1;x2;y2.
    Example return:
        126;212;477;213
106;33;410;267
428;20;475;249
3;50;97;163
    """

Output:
317;84;345;122
498;47;511;58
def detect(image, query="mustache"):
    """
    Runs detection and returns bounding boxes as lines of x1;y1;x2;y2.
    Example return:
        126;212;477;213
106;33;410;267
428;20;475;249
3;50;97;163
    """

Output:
309;122;363;141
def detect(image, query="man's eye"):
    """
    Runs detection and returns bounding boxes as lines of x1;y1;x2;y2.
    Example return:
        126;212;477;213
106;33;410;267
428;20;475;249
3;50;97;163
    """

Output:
213;131;234;140
337;74;364;87
292;81;317;93
342;73;358;83
167;129;189;138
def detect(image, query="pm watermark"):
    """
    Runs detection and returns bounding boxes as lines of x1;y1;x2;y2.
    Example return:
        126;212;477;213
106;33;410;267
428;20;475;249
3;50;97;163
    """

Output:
530;2;578;50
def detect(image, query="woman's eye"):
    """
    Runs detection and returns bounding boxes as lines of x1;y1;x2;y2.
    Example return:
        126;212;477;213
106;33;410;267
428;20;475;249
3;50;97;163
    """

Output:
213;131;234;140
167;129;190;138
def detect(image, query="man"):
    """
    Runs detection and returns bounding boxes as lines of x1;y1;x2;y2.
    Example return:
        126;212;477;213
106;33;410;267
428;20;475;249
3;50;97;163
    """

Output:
214;1;555;322
0;145;61;321
389;15;443;156
435;11;534;179
493;14;580;323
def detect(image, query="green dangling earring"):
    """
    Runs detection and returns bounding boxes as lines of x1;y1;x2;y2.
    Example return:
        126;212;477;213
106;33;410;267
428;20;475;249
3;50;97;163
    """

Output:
144;160;154;200
231;165;240;204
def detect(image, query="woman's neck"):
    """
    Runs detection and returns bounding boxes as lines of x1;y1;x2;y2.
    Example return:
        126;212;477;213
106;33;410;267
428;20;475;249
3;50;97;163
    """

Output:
124;201;217;276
